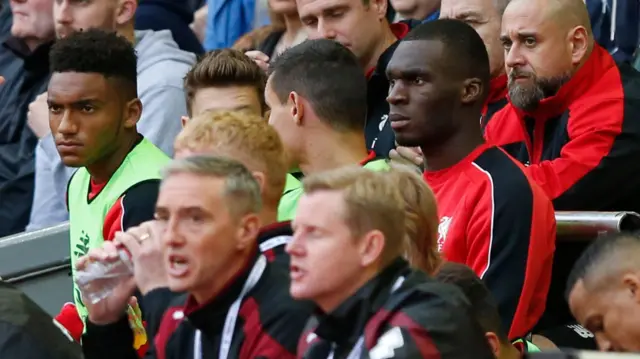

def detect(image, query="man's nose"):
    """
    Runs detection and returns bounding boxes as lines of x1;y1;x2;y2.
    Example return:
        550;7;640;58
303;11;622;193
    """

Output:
317;19;336;40
504;44;526;70
387;82;407;105
56;3;73;24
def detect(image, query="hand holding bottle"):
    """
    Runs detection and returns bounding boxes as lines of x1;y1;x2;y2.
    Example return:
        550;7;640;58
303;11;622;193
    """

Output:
75;241;137;325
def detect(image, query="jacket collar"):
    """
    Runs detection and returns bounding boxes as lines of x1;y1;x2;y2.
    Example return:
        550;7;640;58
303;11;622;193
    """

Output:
513;44;614;120
366;20;418;80
183;246;260;335
313;258;411;347
257;221;292;246
3;36;52;72
183;222;290;333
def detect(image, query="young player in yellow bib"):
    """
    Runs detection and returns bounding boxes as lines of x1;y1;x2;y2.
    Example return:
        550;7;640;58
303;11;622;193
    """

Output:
48;29;170;355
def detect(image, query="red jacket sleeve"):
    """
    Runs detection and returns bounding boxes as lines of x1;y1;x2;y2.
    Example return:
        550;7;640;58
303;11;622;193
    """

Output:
526;99;624;207
102;180;161;241
465;158;556;339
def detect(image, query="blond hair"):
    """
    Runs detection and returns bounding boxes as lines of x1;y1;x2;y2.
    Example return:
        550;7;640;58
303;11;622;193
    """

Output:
302;166;406;265
162;155;263;217
174;110;287;209
388;165;441;275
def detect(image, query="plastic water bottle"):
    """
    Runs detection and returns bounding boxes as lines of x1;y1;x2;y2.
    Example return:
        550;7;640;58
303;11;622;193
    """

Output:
74;249;134;304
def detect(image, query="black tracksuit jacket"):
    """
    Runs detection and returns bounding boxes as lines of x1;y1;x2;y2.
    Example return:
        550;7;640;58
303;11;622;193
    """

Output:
297;259;496;359
82;223;309;359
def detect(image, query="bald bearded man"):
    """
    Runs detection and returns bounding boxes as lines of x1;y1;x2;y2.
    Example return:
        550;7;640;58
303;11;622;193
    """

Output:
484;0;640;213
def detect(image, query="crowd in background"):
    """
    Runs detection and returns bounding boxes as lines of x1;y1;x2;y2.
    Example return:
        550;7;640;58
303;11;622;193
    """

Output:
1;0;640;357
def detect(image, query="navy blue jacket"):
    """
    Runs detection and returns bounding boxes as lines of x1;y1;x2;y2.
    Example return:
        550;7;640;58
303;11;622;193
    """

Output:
136;0;204;55
587;0;639;64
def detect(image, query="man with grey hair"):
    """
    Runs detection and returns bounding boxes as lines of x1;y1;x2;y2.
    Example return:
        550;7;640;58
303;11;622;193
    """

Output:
77;155;313;359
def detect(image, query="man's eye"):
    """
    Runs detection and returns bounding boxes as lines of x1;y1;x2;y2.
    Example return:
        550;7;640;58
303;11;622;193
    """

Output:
524;37;536;47
413;77;425;85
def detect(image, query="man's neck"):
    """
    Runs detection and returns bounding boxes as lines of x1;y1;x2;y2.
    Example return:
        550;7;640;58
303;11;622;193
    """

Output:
316;267;378;313
259;207;278;227
364;24;398;70
421;124;485;172
299;131;369;175
504;344;522;359
117;24;136;45
86;134;139;183
192;249;254;305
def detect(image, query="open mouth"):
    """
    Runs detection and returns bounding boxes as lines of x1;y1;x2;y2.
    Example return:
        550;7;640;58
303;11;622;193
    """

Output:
168;255;189;277
290;264;305;280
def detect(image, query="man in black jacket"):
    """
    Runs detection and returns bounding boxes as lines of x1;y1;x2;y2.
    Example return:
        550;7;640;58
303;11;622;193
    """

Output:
79;155;312;359
0;0;54;236
290;166;495;358
0;281;83;359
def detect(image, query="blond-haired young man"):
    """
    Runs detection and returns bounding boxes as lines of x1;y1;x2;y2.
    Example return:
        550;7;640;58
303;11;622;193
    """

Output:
175;110;292;266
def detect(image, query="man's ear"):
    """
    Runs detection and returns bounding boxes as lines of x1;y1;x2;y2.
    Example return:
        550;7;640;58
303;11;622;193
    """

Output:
485;332;501;358
181;116;189;128
622;272;640;303
116;0;137;27
369;0;388;21
236;213;262;250
289;91;305;126
124;98;142;129
461;78;483;105
358;230;386;267
568;26;589;66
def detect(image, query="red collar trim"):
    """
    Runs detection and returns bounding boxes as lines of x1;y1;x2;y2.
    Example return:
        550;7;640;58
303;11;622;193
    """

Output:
390;22;410;40
366;66;376;79
513;340;525;355
359;150;377;166
488;74;508;105
260;221;291;233
513;44;614;119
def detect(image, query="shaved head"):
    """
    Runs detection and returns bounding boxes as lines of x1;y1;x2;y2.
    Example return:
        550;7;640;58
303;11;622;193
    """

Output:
505;0;592;36
566;233;640;352
567;233;640;296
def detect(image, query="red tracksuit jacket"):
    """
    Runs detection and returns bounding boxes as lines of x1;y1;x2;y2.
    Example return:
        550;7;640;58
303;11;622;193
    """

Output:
424;143;556;339
484;44;640;212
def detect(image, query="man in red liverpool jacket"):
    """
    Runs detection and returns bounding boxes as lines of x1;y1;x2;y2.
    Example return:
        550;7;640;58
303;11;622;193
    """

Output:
485;0;640;213
390;0;510;166
387;20;556;340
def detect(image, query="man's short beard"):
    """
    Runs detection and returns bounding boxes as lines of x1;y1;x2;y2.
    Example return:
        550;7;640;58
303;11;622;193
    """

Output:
508;71;571;112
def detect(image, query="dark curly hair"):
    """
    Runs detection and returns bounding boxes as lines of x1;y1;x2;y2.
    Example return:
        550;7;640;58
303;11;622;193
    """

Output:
49;29;138;99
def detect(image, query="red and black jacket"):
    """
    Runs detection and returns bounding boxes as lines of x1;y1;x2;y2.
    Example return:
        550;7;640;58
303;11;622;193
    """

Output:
366;20;421;158
81;225;308;359
481;74;508;130
485;45;640;212
297;258;496;359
